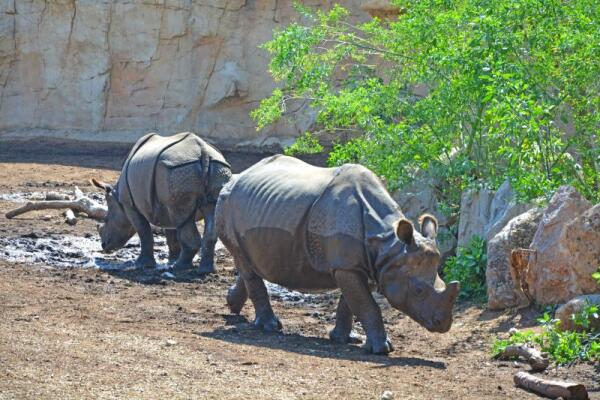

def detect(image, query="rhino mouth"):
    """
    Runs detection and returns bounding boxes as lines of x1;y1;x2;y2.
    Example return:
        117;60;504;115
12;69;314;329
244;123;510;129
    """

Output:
423;314;453;333
101;242;118;253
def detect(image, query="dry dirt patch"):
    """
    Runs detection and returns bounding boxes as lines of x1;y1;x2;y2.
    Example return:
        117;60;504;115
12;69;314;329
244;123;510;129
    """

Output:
0;139;597;399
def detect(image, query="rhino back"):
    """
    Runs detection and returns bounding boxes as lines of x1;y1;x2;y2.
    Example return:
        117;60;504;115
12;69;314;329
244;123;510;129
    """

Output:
217;155;402;289
216;155;338;289
118;133;206;225
306;164;402;277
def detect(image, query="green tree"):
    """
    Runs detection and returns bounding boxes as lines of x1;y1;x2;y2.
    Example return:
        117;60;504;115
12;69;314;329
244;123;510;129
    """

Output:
252;0;600;207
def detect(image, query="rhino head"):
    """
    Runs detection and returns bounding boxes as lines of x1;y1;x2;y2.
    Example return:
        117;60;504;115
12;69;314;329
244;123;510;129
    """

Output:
377;214;459;333
91;178;135;253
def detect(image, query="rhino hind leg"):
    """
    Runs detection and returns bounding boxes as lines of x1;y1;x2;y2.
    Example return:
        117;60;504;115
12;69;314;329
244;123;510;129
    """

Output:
173;218;201;270
244;273;282;332
334;270;394;355
226;274;248;314
124;207;156;268
198;205;216;274
329;295;362;345
165;229;181;263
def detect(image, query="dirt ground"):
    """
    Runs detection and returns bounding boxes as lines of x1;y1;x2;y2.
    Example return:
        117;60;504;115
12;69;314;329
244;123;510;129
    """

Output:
0;138;597;400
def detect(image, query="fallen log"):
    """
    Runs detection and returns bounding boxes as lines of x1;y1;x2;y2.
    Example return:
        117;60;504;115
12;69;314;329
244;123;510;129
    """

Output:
497;344;549;371
45;192;71;201
5;187;107;221
514;371;588;399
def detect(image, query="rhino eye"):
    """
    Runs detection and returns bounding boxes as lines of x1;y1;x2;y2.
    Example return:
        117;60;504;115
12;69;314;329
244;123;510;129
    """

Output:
411;280;427;298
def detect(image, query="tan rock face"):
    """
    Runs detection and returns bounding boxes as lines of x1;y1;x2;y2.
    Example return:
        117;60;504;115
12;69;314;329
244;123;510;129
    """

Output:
486;207;542;310
526;186;597;305
0;0;367;148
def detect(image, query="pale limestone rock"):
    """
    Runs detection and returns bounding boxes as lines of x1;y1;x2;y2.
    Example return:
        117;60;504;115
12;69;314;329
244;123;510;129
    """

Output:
565;203;600;294
486;208;542;310
485;180;533;241
526;186;594;305
457;188;494;248
555;294;600;332
0;0;370;149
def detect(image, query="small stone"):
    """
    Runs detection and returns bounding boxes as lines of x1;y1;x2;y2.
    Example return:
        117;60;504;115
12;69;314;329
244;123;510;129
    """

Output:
380;390;394;400
41;215;53;221
165;339;177;346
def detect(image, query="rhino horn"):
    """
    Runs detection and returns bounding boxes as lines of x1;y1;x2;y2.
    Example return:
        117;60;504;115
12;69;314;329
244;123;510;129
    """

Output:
430;280;459;333
445;281;460;305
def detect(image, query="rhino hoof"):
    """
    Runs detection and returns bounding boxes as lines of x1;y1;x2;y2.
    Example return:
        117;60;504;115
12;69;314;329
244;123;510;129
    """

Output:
254;315;282;332
364;337;394;355
198;261;215;275
227;290;247;315
329;329;363;345
135;256;156;269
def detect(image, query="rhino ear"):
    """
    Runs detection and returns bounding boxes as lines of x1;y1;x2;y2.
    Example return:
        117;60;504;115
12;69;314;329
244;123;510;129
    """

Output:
419;214;438;239
90;178;112;193
395;218;414;244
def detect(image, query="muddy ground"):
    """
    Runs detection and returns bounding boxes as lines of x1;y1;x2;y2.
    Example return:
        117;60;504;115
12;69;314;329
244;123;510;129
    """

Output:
0;138;598;399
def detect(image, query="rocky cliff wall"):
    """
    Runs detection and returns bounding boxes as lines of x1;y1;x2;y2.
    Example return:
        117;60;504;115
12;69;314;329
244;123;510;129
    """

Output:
0;0;367;149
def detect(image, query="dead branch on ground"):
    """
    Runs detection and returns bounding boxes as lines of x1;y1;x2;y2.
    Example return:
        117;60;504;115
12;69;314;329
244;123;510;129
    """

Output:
514;371;588;400
5;187;107;221
496;344;549;371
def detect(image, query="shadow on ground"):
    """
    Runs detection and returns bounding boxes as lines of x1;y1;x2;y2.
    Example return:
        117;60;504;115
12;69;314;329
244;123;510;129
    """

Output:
103;265;219;285
199;319;447;369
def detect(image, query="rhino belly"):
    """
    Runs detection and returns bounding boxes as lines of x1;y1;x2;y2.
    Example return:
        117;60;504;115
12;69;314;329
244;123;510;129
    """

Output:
240;226;337;291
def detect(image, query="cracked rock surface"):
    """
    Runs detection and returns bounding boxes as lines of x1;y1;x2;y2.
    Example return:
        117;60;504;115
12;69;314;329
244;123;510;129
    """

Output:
0;0;367;148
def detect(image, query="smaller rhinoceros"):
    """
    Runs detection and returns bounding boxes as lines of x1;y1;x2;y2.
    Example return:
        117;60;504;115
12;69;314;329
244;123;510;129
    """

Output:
91;132;231;273
216;155;459;354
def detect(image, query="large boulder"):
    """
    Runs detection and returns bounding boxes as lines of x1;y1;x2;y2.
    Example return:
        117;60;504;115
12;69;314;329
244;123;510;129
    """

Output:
565;203;600;294
555;294;600;332
484;180;533;241
486;208;543;310
526;186;595;305
457;188;494;248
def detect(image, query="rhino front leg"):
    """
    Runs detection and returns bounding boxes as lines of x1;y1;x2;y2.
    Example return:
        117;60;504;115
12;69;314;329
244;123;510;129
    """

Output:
198;205;216;274
329;295;362;344
173;217;201;270
124;208;156;268
334;270;393;355
165;229;180;263
244;273;282;332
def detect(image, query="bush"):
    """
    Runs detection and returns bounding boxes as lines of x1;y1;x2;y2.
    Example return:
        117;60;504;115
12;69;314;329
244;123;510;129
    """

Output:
284;132;324;156
492;304;600;364
252;0;600;209
442;236;487;301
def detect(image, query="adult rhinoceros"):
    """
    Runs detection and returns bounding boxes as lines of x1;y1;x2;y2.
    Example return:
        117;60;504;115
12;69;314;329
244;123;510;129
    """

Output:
216;155;459;354
91;132;231;273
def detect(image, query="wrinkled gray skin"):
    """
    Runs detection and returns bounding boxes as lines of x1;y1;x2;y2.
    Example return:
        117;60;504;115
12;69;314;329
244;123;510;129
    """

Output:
216;155;459;355
92;132;231;273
